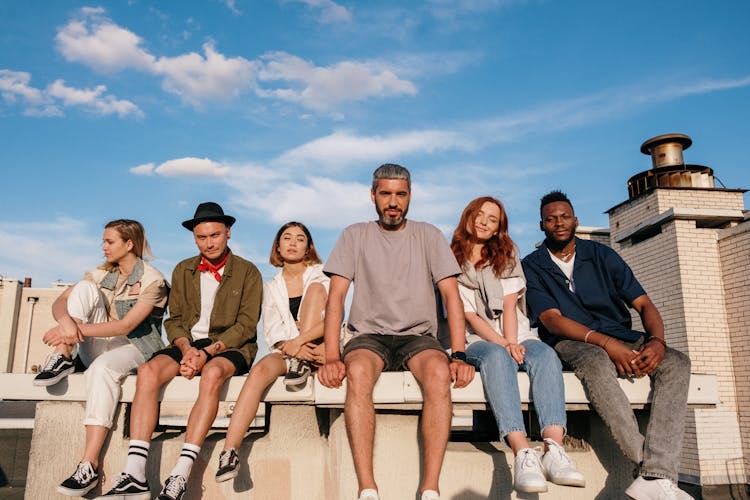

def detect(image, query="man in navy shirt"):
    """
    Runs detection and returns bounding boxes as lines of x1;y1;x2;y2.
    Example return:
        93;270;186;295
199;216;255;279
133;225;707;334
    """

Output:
522;191;691;500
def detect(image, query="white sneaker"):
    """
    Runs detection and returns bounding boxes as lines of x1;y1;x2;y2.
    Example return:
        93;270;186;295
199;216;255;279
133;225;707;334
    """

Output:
358;488;380;500
420;490;440;500
514;448;547;493
541;438;586;487
625;476;694;499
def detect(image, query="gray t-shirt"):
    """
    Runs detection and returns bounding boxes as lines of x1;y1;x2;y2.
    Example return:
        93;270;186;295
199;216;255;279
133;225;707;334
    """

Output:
324;220;461;337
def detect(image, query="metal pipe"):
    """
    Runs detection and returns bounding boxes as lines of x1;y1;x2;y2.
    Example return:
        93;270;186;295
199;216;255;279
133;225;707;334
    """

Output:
22;297;39;373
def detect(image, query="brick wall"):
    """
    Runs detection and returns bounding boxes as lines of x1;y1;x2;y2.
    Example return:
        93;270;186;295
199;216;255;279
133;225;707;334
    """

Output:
718;221;750;480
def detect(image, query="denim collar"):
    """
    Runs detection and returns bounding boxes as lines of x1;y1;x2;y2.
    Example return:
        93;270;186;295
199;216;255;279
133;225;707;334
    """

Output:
99;257;145;290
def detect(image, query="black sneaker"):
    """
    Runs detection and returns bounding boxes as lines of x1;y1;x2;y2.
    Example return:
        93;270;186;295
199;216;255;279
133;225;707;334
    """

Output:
215;448;239;483
57;461;99;496
33;353;75;386
284;358;311;391
95;472;150;499
158;475;187;500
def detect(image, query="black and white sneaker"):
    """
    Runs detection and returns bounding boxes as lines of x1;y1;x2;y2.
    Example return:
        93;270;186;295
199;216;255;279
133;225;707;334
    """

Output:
158;475;187;500
95;472;150;499
57;461;98;496
33;353;75;386
215;448;239;482
284;358;311;391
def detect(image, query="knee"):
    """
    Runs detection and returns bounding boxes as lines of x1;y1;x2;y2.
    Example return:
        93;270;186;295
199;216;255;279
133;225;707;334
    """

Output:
136;361;160;389
305;282;327;302
200;363;228;390
418;357;451;389
529;344;563;371
659;347;691;378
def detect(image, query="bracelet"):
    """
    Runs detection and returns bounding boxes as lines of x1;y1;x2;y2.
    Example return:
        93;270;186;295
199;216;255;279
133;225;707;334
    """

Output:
201;348;214;361
600;337;612;349
648;336;667;348
583;330;595;344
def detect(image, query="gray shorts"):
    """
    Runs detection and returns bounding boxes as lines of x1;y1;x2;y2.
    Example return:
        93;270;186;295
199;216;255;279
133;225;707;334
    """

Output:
343;334;448;371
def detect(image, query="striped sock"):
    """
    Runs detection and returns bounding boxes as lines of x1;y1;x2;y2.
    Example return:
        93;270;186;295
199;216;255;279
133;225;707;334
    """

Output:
169;443;201;479
123;440;150;482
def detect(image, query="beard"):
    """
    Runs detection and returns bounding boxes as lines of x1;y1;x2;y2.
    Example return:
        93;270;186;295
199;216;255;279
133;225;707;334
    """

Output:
544;229;576;252
376;205;408;229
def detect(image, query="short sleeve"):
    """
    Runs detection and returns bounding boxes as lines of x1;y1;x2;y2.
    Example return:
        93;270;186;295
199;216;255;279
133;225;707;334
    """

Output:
137;279;168;308
324;226;357;281
603;248;646;305
426;225;461;283
501;276;526;297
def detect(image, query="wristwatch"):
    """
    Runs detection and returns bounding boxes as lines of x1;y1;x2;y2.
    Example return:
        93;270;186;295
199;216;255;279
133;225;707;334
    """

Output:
450;351;467;362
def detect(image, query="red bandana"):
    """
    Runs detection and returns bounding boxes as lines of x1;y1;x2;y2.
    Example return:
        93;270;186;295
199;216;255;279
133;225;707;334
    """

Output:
197;252;229;282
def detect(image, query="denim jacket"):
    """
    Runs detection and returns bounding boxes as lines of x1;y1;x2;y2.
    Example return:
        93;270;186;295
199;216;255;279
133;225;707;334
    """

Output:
90;258;168;358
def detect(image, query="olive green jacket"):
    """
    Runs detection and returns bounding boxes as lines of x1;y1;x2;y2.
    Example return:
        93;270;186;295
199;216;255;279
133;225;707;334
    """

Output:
164;251;262;363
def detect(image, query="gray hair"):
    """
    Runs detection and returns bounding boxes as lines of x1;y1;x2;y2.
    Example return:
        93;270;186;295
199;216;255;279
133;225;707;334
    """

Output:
371;163;411;191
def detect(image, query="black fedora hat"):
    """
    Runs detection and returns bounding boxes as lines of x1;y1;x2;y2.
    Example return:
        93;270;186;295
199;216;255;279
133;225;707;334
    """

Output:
181;202;236;231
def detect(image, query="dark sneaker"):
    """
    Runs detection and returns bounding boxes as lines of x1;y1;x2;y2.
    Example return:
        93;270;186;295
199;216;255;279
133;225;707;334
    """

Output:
158;475;187;500
215;448;239;483
95;472;150;499
33;353;75;387
284;358;311;391
57;461;98;496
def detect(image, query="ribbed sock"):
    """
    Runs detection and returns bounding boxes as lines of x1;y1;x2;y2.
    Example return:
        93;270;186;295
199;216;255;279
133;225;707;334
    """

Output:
123;440;150;482
169;443;201;479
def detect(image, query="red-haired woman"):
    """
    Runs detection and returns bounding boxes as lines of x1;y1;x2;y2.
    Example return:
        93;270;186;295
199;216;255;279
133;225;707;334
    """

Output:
451;197;584;493
215;221;328;483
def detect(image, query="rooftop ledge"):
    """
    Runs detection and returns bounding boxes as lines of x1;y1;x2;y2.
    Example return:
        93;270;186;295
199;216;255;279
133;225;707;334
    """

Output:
614;207;745;244
0;372;719;409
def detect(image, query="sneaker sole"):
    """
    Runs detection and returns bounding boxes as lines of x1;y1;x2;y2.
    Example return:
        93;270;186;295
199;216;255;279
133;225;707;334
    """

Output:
215;468;239;483
33;366;75;387
514;483;548;493
57;480;98;496
93;493;151;500
549;475;586;487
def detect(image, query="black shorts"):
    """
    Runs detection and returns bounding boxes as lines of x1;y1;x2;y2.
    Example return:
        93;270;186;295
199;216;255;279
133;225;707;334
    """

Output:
152;338;249;375
343;333;448;371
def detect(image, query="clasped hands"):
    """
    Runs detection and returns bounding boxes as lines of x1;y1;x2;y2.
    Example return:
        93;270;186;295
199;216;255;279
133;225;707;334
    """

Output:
42;321;84;347
606;339;666;378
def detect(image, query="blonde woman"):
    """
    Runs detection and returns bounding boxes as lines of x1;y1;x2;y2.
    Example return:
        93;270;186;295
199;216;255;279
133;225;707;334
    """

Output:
35;219;168;497
215;221;328;482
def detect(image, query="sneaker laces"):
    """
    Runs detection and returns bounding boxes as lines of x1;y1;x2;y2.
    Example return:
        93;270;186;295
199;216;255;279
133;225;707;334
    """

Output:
163;475;187;496
111;472;131;489
72;462;94;482
41;353;64;371
518;448;542;471
219;449;235;468
544;438;573;466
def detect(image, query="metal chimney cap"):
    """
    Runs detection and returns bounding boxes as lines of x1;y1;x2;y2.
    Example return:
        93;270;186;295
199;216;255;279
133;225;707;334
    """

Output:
640;133;692;155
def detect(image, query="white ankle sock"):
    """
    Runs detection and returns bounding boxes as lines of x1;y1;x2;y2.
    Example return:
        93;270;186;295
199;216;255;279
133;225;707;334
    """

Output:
123;440;150;482
169;443;201;479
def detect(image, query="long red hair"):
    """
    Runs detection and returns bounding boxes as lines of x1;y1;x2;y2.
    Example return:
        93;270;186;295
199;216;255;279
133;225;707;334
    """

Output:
451;196;516;277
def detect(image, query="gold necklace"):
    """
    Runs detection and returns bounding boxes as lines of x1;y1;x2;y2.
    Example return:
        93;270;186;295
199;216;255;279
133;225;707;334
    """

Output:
558;245;576;262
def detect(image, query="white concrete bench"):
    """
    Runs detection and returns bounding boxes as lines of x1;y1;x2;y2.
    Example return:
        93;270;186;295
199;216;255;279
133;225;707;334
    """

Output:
0;372;720;499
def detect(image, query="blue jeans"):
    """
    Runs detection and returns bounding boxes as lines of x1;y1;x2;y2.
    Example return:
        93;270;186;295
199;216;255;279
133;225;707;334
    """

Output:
466;339;567;438
555;338;690;482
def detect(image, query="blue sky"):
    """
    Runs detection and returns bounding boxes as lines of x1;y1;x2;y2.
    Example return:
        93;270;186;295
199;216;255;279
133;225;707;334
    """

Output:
1;0;749;288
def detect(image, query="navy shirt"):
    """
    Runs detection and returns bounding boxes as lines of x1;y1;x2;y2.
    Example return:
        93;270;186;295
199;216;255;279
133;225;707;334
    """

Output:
522;238;646;345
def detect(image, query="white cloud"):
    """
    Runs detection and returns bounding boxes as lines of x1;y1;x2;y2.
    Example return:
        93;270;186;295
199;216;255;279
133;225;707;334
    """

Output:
0;69;140;118
130;163;155;175
153;43;257;105
257;52;416;111
56;10;155;72
152;157;230;177
47;79;143;117
275;129;473;170
226;0;241;15
288;0;353;24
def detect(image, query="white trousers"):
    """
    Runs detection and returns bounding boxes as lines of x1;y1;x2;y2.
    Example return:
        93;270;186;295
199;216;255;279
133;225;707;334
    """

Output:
68;280;145;428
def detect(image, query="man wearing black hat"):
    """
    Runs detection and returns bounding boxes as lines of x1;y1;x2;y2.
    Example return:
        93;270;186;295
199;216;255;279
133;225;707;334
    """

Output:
99;202;262;500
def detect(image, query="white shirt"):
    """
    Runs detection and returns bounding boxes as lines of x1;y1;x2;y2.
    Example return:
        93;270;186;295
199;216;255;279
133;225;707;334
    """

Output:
459;276;539;346
190;267;224;340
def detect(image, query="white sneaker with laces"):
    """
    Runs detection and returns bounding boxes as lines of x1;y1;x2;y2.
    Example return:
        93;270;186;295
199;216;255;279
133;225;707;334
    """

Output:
358;488;379;500
541;438;586;487
625;476;694;499
514;448;547;493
